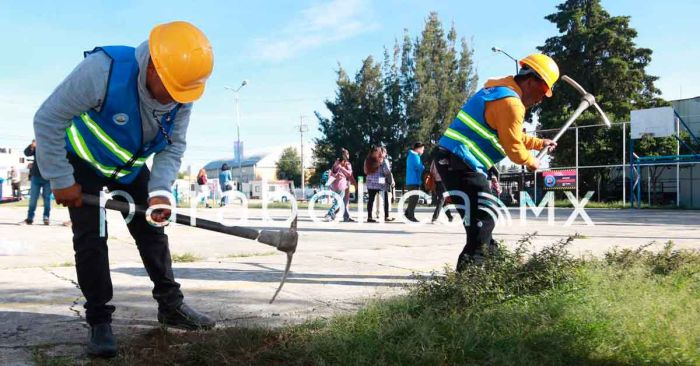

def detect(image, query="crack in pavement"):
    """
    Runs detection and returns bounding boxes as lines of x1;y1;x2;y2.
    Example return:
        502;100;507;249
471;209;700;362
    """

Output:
42;268;88;329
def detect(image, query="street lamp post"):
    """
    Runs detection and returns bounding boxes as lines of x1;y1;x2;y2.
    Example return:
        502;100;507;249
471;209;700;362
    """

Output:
491;46;519;74
225;80;248;190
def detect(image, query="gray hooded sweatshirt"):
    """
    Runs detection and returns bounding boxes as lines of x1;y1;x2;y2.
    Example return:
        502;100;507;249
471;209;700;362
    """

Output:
34;41;192;194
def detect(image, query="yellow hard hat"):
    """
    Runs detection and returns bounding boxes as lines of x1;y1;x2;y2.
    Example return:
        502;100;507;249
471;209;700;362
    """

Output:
519;53;559;97
149;21;214;103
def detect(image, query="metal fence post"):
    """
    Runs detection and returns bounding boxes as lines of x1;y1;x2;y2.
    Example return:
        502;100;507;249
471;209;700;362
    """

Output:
575;126;579;201
622;122;626;206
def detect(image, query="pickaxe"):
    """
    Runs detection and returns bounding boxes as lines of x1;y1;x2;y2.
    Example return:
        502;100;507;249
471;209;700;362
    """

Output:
82;193;297;303
536;75;612;160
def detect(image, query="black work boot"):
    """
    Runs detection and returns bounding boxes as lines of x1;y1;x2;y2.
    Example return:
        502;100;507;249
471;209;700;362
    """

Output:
158;303;216;330
87;323;117;358
456;251;486;272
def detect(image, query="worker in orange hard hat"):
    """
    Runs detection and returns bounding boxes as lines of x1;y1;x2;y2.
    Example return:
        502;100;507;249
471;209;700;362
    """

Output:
434;53;559;271
33;21;215;358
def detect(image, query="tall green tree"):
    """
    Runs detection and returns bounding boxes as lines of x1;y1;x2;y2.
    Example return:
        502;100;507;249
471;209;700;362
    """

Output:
312;57;387;183
276;147;302;187
409;13;478;148
536;0;667;196
312;12;477;187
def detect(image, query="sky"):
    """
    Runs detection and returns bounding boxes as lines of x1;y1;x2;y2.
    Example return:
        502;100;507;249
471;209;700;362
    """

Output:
1;0;698;170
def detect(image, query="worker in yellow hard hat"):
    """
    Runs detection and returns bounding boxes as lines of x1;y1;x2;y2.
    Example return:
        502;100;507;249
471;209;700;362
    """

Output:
33;21;214;358
433;53;559;271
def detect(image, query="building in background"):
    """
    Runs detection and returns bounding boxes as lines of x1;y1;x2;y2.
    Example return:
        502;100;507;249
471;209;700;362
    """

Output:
0;147;28;198
672;97;700;137
203;145;314;197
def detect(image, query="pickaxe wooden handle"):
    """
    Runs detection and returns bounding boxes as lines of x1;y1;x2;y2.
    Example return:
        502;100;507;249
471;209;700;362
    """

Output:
536;75;612;160
81;193;297;303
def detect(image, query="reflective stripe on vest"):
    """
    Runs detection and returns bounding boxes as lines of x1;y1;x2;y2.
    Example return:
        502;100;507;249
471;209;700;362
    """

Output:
66;124;130;179
439;85;519;172
456;110;506;157
443;127;495;169
78;113;147;167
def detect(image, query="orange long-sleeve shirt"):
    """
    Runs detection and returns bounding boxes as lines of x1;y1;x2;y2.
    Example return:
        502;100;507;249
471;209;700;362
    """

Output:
483;76;544;168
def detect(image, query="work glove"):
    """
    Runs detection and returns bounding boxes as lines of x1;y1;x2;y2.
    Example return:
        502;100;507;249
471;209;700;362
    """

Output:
148;196;172;223
53;183;83;207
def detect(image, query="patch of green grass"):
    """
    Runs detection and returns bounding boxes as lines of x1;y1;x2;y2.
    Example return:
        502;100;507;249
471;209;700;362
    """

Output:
550;199;690;209
171;252;202;263
224;251;277;259
36;237;700;365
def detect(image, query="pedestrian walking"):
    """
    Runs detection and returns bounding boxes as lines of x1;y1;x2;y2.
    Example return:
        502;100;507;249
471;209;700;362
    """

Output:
404;142;425;222
326;148;355;222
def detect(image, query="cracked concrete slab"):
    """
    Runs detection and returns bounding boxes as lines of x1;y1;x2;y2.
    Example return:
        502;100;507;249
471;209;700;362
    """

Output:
1;205;698;364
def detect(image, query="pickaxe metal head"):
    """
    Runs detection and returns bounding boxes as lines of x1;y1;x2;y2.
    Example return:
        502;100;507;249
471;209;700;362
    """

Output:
81;193;299;304
537;75;612;160
560;75;611;127
257;216;298;303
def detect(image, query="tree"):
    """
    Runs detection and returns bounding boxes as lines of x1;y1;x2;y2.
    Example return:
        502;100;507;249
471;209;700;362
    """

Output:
536;0;667;197
312;56;386;184
276;147;302;187
409;13;478;149
312;12;478;187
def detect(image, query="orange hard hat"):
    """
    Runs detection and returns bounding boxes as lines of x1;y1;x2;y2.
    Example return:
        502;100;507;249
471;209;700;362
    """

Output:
149;21;214;103
519;53;559;97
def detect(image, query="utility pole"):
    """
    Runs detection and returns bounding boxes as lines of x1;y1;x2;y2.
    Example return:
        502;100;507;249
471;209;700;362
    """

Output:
296;116;309;200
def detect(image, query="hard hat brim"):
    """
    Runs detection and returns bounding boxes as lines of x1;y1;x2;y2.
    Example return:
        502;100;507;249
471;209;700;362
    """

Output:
166;81;205;104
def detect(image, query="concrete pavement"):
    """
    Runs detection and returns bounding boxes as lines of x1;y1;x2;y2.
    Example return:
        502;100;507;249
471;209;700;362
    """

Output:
1;204;698;364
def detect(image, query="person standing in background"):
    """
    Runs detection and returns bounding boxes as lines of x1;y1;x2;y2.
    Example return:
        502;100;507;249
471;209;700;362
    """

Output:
364;147;385;223
219;163;233;206
196;168;211;208
10;166;22;200
376;146;395;221
24;140;52;224
404;142;425;222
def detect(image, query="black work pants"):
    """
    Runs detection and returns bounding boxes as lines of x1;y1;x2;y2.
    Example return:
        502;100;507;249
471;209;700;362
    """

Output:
67;154;183;326
404;185;420;219
431;182;454;221
433;149;494;260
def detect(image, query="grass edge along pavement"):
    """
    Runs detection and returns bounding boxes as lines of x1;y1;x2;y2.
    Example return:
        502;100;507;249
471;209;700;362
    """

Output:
34;236;700;366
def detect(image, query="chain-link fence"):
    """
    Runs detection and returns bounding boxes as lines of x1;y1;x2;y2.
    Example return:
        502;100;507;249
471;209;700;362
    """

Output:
497;122;700;208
